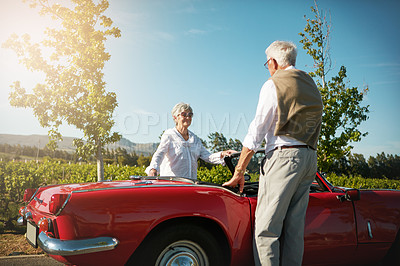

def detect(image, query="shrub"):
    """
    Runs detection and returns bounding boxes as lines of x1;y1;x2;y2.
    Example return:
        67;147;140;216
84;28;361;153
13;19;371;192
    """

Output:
326;173;400;190
197;165;232;184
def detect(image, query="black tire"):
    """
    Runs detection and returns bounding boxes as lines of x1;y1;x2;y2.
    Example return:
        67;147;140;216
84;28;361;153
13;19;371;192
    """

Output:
126;223;227;266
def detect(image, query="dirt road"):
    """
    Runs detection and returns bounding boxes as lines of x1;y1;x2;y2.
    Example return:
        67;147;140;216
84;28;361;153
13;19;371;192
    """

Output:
0;254;63;266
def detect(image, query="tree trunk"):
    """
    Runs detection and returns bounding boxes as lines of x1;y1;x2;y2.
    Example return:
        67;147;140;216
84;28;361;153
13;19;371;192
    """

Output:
97;142;104;182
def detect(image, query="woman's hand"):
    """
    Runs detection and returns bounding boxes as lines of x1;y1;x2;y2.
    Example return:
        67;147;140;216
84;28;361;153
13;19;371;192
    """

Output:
221;149;237;158
149;168;158;176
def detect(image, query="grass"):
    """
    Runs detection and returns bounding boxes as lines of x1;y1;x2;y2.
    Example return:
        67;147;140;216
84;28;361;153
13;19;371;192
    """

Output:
0;231;44;257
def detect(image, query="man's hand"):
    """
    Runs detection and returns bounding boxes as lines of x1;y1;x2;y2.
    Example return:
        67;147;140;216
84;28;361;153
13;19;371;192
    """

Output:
148;168;157;176
222;146;255;193
223;172;245;193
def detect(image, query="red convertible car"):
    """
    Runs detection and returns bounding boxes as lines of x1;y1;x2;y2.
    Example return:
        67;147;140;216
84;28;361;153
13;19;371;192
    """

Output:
17;151;400;265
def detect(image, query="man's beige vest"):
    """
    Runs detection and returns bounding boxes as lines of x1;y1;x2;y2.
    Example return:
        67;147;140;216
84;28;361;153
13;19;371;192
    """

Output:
271;69;323;150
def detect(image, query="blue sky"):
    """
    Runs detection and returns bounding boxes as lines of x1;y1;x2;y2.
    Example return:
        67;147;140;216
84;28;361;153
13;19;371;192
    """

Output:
0;0;399;158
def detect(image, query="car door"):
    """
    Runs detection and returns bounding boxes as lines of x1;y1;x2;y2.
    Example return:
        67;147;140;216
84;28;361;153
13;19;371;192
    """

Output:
303;188;358;265
227;151;358;265
247;180;358;266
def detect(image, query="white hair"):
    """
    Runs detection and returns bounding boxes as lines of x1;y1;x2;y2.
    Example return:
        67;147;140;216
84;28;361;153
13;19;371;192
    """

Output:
265;41;297;67
171;102;193;122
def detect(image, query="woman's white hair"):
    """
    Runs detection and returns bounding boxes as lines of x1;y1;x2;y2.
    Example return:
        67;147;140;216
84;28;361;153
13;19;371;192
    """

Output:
265;41;297;67
171;102;193;121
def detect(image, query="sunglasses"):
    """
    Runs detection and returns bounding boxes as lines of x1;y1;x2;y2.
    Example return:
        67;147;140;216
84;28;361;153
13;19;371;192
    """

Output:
179;111;193;118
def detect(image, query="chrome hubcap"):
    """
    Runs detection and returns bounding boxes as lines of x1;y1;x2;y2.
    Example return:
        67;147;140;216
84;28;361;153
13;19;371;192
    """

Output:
156;240;208;266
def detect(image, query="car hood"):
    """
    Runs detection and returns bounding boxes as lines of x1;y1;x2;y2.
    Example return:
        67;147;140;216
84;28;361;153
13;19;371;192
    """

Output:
28;177;196;214
44;177;196;193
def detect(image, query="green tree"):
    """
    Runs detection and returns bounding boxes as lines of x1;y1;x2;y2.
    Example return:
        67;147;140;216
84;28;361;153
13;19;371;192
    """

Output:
137;154;151;168
2;0;121;181
208;132;242;153
208;132;229;153
228;138;243;152
368;152;400;180
348;153;370;178
299;1;370;171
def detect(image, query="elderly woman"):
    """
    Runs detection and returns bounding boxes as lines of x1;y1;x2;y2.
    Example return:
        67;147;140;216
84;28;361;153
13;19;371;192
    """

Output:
146;102;235;180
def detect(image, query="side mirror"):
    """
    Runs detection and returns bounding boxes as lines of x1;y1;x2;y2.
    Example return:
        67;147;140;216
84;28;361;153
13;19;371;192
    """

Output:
244;173;251;182
345;189;360;201
337;188;361;202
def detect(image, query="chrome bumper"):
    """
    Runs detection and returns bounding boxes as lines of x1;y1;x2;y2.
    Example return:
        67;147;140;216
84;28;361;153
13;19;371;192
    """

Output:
17;216;25;226
38;232;119;256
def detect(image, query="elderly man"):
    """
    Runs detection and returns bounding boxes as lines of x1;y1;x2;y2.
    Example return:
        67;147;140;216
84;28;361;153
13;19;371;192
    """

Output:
223;41;323;266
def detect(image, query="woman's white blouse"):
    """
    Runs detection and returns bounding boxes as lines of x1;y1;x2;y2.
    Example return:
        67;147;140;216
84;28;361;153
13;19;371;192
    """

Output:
145;128;224;179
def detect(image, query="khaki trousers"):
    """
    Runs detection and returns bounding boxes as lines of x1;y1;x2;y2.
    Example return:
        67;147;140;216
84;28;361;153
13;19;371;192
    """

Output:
253;147;317;266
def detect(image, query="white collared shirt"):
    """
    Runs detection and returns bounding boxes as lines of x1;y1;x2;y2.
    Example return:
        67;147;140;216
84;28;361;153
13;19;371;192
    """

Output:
145;128;224;179
242;66;306;153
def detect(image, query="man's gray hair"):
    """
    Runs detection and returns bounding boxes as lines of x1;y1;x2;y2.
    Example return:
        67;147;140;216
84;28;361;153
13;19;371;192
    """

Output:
265;41;297;67
171;102;193;118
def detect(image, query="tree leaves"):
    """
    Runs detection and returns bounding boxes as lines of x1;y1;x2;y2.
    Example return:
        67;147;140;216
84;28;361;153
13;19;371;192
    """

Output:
207;132;243;153
3;0;121;181
299;2;370;171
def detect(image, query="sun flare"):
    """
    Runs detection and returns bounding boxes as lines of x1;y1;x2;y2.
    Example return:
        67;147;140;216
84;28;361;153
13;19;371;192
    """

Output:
1;1;62;90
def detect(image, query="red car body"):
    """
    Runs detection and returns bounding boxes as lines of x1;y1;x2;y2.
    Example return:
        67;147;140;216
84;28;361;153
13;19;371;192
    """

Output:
18;155;400;265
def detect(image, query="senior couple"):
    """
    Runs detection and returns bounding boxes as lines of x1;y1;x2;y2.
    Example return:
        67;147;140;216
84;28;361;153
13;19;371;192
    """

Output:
146;40;323;266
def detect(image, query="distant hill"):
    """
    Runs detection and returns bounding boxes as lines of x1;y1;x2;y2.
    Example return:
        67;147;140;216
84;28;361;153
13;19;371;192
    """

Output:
0;134;158;156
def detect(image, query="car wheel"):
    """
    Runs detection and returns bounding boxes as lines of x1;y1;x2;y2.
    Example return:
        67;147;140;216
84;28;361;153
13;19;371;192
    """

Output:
127;223;227;266
155;239;208;265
